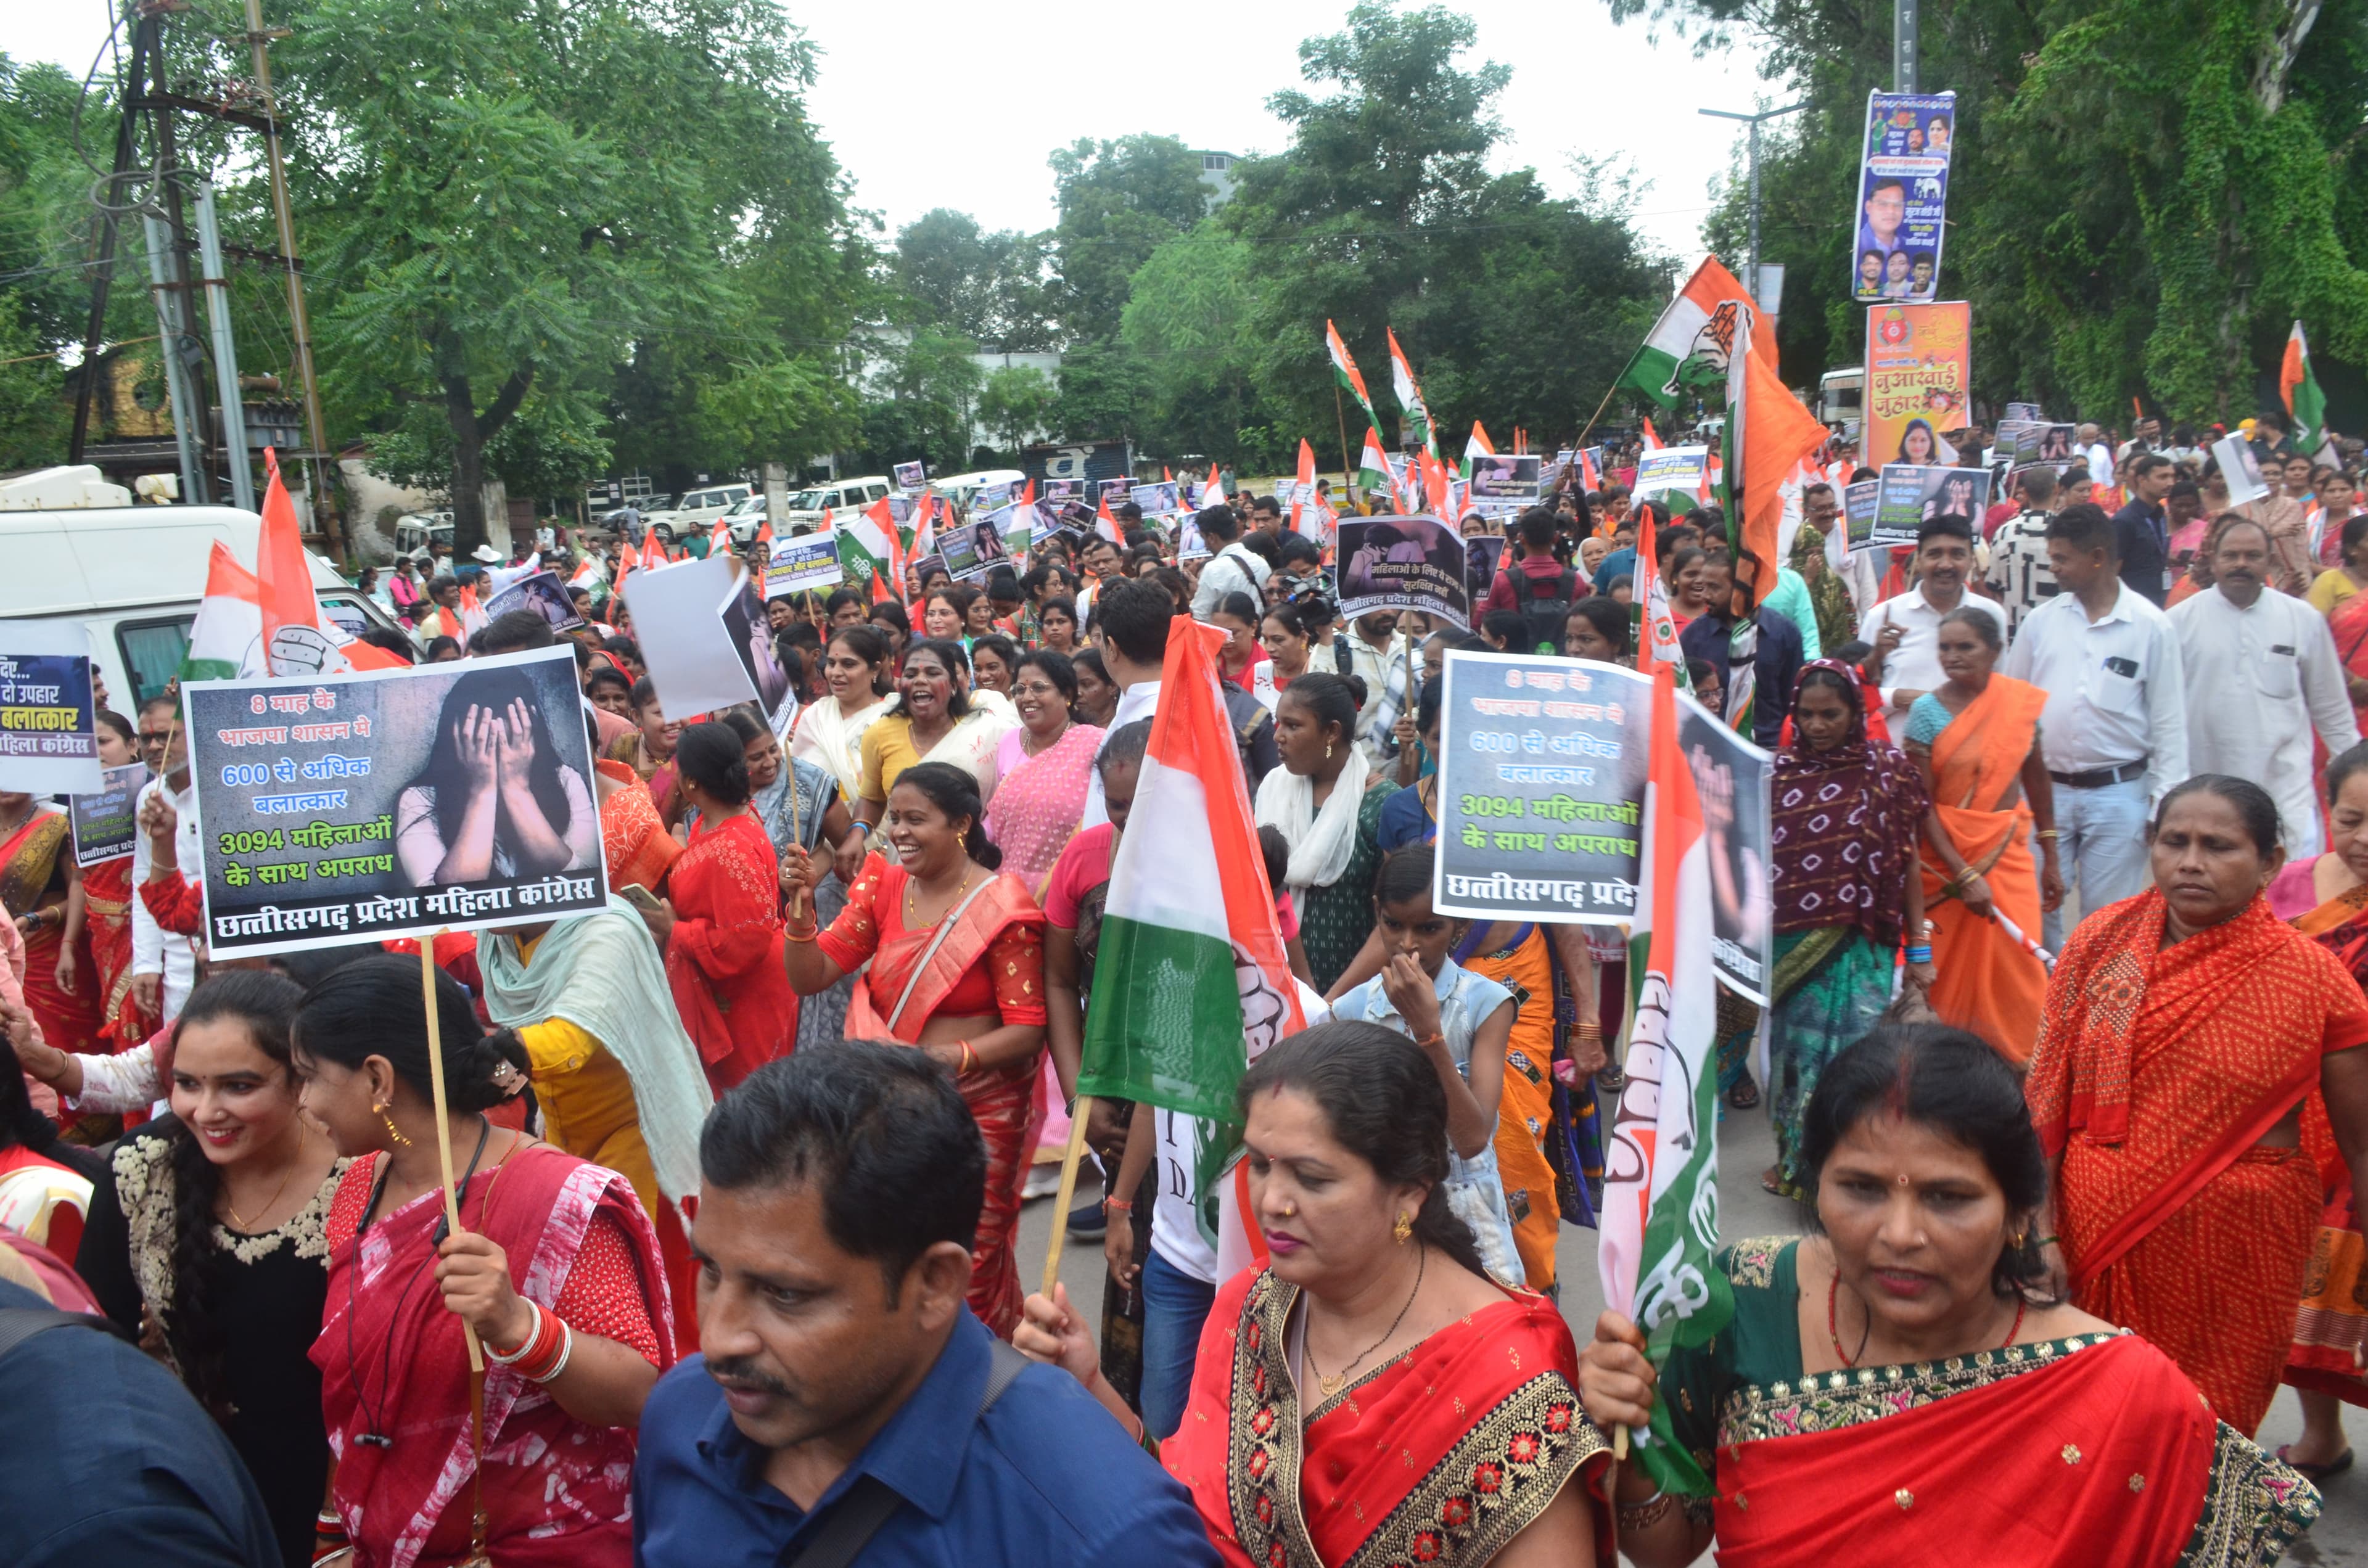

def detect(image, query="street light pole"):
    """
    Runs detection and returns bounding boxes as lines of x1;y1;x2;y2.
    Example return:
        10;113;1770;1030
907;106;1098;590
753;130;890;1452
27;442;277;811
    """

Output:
1698;103;1806;312
1896;0;1920;92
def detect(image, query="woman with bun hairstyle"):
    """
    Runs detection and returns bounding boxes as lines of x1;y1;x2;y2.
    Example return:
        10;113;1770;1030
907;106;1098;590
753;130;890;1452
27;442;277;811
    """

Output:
781;759;1049;1337
295;954;675;1568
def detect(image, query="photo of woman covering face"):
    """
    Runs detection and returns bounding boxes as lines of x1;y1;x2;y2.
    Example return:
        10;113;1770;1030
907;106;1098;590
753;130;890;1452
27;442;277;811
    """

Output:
395;665;597;887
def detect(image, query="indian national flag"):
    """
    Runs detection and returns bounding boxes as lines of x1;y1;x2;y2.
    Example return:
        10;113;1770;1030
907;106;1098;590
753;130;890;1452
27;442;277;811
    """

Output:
1461;421;1495;480
1641;417;1664;452
2284;321;2333;458
1358;427;1393;496
180;542;266;681
905;492;938;559
709;517;732;557
1597;664;1732;1495
1387;329;1439;458
1200;462;1224;510
837;498;898;597
256;454;404;671
1077;616;1305;1270
1634;511;1684;680
1326;319;1381;433
1616;255;1780;411
1095;491;1124;546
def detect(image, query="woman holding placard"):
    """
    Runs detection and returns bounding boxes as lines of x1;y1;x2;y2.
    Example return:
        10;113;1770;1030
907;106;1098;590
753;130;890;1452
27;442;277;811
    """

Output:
0;789;104;1063
396;667;597;889
59;710;148;1053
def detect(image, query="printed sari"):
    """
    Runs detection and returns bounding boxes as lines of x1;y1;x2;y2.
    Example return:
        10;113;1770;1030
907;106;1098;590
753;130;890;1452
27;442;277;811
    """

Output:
1912;676;2049;1062
79;853;143;1045
665;811;796;1095
0;811;104;1061
2291;904;2368;1407
816;853;1048;1337
2328;588;2368;732
984;721;1104;898
2028;890;2368;1434
596;758;678;895
1658;1237;2319;1567
1159;1267;1608;1568
313;1144;675;1568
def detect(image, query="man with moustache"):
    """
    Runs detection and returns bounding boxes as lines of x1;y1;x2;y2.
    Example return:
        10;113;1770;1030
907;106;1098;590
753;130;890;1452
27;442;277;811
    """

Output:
1858;514;2008;712
633;1040;1212;1566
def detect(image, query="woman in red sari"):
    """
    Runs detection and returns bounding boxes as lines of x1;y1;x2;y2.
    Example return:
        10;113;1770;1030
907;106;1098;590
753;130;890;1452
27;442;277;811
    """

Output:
293;956;674;1568
2029;775;2368;1438
1016;1021;1606;1566
1581;1023;2320;1567
649;724;795;1096
783;760;1046;1337
0;794;105;1069
58;712;147;1049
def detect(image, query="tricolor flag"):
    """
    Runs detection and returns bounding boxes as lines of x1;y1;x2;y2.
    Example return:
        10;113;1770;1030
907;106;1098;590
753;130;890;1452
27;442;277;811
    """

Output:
1326;319;1381;433
1095;491;1124;546
1634;510;1684;678
1641;417;1664;453
1616;255;1780;411
2284;321;2333;458
1461;421;1495;481
1077;615;1304;1271
1597;665;1732;1495
256;454;404;672
1199;461;1225;511
179;542;266;681
1387;329;1439;458
905;492;939;560
839;498;898;599
1291;439;1318;533
1358;427;1393;497
569;557;605;594
708;517;733;558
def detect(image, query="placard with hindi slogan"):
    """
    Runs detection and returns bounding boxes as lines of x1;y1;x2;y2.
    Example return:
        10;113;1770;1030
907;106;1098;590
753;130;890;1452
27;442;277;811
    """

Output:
1433;651;1650;922
0;621;101;796
69;761;145;866
183;645;607;957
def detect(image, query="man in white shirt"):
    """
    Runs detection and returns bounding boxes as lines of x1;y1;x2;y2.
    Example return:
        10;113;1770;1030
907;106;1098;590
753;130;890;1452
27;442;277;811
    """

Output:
2168;517;2361;859
2078;422;2116;487
1187;506;1270;619
2002;504;2189;948
1345;608;1413;768
1860;515;2008;710
1080;578;1168;828
128;694;200;1023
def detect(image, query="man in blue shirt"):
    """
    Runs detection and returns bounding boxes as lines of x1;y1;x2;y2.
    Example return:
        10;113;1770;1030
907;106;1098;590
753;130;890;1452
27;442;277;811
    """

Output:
633;1040;1217;1567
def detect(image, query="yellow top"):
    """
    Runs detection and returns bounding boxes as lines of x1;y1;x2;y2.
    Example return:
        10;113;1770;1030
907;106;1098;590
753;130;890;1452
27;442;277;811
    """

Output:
512;935;659;1222
2309;567;2362;618
857;715;925;806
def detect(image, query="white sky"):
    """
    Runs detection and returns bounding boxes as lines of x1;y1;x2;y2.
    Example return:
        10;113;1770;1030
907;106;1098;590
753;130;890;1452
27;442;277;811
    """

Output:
5;0;1771;258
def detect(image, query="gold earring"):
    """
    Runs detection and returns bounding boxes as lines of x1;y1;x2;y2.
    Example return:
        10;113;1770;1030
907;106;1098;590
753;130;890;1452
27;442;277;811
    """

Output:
2012;1229;2028;1250
377;1106;413;1148
1394;1210;1413;1245
1325;741;1334;760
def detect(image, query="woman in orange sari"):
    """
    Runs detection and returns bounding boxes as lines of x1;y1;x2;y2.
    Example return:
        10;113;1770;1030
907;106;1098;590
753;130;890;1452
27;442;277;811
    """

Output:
58;712;147;1051
2029;775;2368;1437
783;760;1048;1337
0;797;105;1073
1904;606;2060;1062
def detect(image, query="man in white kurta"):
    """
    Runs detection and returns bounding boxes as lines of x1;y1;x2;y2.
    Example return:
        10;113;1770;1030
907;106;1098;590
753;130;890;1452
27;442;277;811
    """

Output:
2167;517;2360;858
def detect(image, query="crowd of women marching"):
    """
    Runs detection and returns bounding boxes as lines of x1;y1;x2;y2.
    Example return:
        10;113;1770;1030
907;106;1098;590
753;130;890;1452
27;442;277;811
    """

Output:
0;439;2359;1567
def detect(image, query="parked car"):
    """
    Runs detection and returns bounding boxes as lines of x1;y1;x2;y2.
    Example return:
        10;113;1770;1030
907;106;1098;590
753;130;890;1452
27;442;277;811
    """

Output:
647;482;755;544
722;493;773;545
393;512;454;559
778;475;892;532
930;468;1026;513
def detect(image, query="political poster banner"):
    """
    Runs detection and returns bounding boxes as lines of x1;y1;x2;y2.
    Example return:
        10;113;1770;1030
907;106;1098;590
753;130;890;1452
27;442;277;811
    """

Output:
1334;515;1473;630
892;460;927;492
1851;90;1956;303
2003;401;2043;423
1041;478;1081;501
1468;454;1542;501
984;502;1034;557
1875;464;1992;547
183;646;607;958
1633;445;1709;504
1433;652;1649;922
764;535;844;598
70;761;146;867
1843;478;1881;550
1130;480;1180;516
0;622;101;796
2214;435;2271;506
1864;302;1971;470
1677;690;1774;1003
483;570;585;636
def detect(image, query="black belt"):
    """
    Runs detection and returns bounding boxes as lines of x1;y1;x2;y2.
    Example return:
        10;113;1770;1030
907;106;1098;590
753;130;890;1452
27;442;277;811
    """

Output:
2048;760;2147;789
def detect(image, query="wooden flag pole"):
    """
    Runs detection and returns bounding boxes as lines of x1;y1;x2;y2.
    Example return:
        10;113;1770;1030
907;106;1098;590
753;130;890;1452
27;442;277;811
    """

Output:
1334;385;1358;509
1575;380;1621;446
1038;1094;1095;1299
417;938;483;1372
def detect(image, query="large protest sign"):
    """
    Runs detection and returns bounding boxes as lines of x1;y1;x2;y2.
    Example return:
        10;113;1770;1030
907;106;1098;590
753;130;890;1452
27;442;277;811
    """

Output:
1130;480;1180;515
2214;435;2271;505
983;501;1034;556
764;534;844;598
622;553;760;719
483;570;584;635
1994;421;2077;466
183;646;606;958
1468;454;1542;501
941;519;1015;582
1874;464;1991;546
1677;690;1774;1003
1334;515;1473;630
720;572;794;723
1851;91;1956;303
1864;302;1971;469
70;761;146;866
1632;445;1709;506
0;622;101;796
1434;652;1650;922
1843;478;1881;549
1462;535;1508;604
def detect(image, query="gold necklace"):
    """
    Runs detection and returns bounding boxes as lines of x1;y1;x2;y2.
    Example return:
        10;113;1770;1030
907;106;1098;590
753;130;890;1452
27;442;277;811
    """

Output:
904;867;974;928
222;1123;305;1232
1309;1244;1425;1397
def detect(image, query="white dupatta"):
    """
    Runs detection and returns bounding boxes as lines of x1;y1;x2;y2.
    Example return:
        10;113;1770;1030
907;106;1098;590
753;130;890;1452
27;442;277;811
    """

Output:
1254;745;1373;916
791;693;889;801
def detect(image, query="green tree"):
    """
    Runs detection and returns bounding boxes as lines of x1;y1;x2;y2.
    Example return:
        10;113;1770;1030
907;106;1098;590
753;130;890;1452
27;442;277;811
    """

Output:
0;57;98;466
850;326;982;474
1045;340;1152;444
976;363;1054;454
1120;226;1293;467
1048;135;1212;342
892;209;1058;352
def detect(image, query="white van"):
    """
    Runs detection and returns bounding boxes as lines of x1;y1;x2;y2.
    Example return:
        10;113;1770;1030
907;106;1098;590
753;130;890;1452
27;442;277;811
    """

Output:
930;468;1026;512
0;505;404;712
778;475;892;532
648;482;755;544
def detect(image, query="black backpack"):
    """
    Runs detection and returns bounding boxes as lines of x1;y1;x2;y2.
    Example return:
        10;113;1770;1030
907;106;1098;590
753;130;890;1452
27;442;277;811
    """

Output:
1511;566;1581;654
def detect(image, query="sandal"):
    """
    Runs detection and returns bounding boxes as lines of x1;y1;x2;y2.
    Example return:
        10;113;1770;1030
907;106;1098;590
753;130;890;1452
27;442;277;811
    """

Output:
1727;1077;1761;1110
2276;1443;2354;1483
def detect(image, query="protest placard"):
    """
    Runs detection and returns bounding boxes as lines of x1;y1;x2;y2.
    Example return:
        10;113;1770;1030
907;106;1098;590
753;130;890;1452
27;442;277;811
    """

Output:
1098;477;1132;501
1865;301;1970;469
622;553;760;720
2214;435;2271;505
183;646;607;958
1462;535;1508;603
984;502;1033;557
1843;478;1881;549
720;572;793;725
70;761;145;866
765;534;844;598
483;569;584;635
1130;480;1180;515
1175;513;1210;560
1994;421;2076;465
892;460;927;492
1334;515;1473;630
1677;689;1774;1002
942;519;1014;581
972;482;1013;512
1875;464;1991;546
0;622;101;796
1041;478;1080;501
1468;454;1542;501
1851;91;1956;303
1633;445;1709;504
1433;652;1648;922
2003;401;2042;423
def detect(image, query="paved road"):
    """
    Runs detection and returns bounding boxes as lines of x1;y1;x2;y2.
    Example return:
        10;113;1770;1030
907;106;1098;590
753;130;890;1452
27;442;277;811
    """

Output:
1019;1095;2364;1564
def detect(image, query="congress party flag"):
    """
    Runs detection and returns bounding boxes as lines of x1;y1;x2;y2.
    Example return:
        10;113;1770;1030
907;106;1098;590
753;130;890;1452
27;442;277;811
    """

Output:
1359;427;1394;498
1617;257;1779;413
256;456;405;673
1461;421;1495;481
180;542;266;682
1326;319;1381;434
1291;440;1318;534
2284;321;2333;459
1388;329;1439;459
838;498;898;598
1077;614;1305;1263
1598;663;1732;1495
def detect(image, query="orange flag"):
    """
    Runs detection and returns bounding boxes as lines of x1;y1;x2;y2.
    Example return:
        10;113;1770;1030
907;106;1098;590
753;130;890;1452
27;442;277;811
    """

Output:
1731;350;1830;612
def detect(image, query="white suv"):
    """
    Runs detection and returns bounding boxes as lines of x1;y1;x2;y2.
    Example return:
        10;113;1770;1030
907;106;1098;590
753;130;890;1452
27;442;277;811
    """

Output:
778;475;892;533
649;482;755;543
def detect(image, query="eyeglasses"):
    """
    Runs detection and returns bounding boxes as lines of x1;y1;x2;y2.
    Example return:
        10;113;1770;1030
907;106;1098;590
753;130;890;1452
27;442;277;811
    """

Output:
136;731;173;746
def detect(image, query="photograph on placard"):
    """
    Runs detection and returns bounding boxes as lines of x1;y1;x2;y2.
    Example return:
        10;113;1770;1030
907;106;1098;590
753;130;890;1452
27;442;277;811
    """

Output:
70;761;147;867
1462;534;1508;601
892;460;927;492
1873;464;1991;547
1334;515;1473;629
1468;454;1542;500
1175;513;1210;560
1130;480;1180;515
720;573;792;716
483;569;585;634
939;524;985;581
2213;434;2271;505
1677;689;1774;1003
1843;478;1881;549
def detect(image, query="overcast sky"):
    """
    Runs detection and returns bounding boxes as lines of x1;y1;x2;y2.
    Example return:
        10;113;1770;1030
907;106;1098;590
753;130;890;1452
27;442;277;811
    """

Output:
6;0;1772;258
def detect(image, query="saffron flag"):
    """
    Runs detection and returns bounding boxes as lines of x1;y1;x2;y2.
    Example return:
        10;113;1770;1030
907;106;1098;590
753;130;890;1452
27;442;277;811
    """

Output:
1201;462;1225;510
1387;329;1439;459
1326;319;1381;434
1641;417;1664;453
2284;321;2333;459
1579;448;1603;491
1616;255;1780;411
905;492;939;559
1461;421;1495;481
1291;440;1318;533
1077;615;1305;1266
1597;665;1732;1495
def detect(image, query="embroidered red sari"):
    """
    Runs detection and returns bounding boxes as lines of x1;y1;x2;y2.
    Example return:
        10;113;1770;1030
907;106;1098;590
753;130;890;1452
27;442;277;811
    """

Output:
312;1144;674;1568
0;813;103;1058
816;853;1047;1337
1160;1267;1608;1567
2028;890;2368;1434
665;811;796;1096
1916;675;2049;1062
79;853;144;1043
